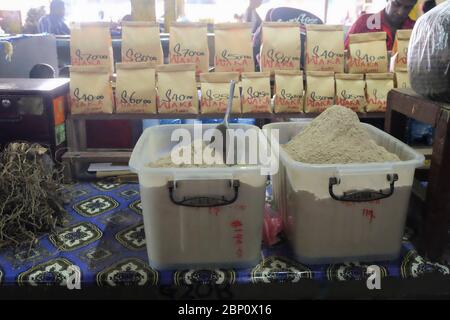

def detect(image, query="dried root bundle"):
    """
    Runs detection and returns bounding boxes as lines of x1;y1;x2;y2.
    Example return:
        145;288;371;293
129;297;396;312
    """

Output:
0;142;68;249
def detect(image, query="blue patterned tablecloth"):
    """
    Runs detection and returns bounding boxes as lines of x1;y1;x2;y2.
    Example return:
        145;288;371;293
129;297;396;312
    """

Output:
0;180;449;287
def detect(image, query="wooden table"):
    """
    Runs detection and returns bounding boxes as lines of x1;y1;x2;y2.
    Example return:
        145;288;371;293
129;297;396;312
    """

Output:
385;88;450;261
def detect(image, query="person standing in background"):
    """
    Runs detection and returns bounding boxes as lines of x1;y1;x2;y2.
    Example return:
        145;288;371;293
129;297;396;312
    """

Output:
244;0;263;33
38;0;70;35
23;7;46;34
345;0;417;50
98;10;105;21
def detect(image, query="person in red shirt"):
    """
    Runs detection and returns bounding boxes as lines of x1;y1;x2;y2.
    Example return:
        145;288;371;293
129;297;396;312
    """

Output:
345;0;417;50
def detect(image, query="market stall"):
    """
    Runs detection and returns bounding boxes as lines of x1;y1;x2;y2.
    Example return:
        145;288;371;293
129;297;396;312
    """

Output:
0;0;449;301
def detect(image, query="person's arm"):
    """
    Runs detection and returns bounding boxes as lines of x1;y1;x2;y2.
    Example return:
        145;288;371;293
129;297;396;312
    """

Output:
252;10;262;33
61;21;70;35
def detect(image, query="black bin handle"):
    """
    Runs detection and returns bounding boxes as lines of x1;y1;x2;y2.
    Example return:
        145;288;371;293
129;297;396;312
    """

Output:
168;180;240;207
329;174;398;202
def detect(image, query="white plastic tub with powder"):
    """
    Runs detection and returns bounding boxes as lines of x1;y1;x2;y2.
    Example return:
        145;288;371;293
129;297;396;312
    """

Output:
129;124;268;270
264;121;424;264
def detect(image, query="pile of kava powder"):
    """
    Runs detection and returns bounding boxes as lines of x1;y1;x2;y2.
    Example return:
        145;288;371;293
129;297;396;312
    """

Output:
283;105;400;164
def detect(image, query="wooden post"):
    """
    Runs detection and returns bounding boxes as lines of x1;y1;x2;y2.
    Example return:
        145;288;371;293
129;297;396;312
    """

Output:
422;108;450;260
164;0;177;32
385;89;450;261
76;119;87;151
66;117;79;151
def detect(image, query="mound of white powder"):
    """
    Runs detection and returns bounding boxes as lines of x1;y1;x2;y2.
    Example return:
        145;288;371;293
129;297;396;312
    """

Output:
283;105;400;164
149;139;227;168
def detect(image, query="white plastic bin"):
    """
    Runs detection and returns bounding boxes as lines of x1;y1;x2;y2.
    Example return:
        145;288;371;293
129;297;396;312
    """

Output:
129;124;268;270
264;121;424;264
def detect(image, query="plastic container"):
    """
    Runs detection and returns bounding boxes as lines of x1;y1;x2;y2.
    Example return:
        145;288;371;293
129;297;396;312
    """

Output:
182;119;202;125
264;121;424;264
142;119;160;129
129;124;268;270
232;118;257;125
159;119;182;125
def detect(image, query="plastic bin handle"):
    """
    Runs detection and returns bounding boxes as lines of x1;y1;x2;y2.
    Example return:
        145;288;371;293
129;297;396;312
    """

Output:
168;180;240;207
329;174;398;202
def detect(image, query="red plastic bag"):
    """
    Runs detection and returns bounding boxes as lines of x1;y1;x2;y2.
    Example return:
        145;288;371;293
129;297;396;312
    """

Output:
262;203;283;246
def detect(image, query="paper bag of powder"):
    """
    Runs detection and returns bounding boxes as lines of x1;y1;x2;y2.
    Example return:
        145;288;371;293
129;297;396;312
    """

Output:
70;22;114;73
241;72;272;113
200;72;241;114
347;32;388;74
156;64;199;114
391;29;412;72
260;22;301;73
305;71;335;113
121;22;163;66
169;23;209;74
214;23;254;73
115;62;156;113
274;70;304;113
365;73;394;112
305;24;345;73
70;66;113;114
335;73;366;112
395;70;411;89
131;0;156;21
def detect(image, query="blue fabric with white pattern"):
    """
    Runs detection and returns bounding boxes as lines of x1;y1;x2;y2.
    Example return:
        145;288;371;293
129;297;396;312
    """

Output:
0;180;448;287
